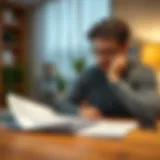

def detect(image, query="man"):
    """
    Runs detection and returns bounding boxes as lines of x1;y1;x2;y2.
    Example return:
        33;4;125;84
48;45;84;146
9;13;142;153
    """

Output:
67;18;160;123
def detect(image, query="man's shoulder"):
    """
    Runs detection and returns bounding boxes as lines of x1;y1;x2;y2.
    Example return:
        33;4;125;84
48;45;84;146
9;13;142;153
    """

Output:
82;65;100;77
78;66;100;84
127;57;154;74
127;61;155;84
129;63;154;75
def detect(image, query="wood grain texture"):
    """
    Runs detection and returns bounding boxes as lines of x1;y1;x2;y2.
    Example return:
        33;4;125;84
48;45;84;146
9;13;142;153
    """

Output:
0;121;160;160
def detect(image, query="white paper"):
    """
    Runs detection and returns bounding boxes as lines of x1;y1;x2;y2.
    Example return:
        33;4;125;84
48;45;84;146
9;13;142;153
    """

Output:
7;93;137;137
77;120;138;139
6;93;94;131
7;93;70;130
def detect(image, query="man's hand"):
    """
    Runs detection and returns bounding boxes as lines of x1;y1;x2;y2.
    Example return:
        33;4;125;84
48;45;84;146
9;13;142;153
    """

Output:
79;101;103;119
108;55;127;82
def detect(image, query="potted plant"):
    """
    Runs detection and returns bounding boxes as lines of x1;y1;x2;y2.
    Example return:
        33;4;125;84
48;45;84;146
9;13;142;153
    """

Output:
72;57;86;75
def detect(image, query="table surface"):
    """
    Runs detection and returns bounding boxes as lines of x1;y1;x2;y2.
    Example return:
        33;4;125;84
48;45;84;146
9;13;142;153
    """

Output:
0;120;160;160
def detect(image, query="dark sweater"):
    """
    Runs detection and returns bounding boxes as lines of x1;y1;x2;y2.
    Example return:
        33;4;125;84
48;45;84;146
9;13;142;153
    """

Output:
67;63;160;119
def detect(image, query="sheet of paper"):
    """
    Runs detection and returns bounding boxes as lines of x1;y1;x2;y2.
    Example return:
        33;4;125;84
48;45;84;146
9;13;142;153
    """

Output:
77;120;138;139
7;93;71;130
7;93;95;131
7;93;138;136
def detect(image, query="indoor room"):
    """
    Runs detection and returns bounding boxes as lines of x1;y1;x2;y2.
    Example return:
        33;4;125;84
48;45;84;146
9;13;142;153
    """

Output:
0;0;160;159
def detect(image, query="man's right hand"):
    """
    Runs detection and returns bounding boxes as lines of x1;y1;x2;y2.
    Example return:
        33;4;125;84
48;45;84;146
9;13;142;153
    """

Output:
79;101;103;119
108;55;127;82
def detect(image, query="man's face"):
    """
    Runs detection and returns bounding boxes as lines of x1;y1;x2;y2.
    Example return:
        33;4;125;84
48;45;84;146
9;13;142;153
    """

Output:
92;38;128;70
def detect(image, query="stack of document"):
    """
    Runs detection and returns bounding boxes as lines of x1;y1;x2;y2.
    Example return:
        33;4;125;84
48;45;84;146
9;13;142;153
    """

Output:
6;93;138;138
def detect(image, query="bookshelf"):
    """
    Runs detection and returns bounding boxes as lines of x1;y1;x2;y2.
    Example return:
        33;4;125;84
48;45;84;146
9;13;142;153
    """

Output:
0;4;29;106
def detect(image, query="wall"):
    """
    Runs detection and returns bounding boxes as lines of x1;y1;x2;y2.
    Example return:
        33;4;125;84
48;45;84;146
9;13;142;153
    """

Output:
113;0;160;43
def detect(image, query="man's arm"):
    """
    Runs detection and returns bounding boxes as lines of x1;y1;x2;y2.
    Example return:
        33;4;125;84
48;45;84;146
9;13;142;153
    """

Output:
110;66;160;120
57;71;90;114
67;70;90;105
58;69;102;118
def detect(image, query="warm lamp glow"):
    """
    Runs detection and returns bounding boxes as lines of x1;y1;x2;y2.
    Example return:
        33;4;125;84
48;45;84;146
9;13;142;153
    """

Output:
141;43;160;71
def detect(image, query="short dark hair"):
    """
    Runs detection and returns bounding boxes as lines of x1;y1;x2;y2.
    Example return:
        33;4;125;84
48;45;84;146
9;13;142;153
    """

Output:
88;18;131;45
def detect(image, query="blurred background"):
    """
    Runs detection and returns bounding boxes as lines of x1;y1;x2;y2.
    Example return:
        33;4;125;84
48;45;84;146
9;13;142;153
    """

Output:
0;0;160;107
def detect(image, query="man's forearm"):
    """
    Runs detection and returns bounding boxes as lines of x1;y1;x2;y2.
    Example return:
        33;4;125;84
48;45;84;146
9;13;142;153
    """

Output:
110;80;160;119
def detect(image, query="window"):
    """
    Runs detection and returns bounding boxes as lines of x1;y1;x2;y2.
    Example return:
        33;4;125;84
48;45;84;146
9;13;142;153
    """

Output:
33;0;111;79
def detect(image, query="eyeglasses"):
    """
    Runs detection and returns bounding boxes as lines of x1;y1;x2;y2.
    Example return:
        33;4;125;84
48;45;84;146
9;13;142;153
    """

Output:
93;48;119;57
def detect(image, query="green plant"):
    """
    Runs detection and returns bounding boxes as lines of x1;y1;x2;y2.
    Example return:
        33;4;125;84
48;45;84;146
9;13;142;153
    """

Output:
3;66;25;94
3;66;15;92
72;57;86;74
56;74;67;93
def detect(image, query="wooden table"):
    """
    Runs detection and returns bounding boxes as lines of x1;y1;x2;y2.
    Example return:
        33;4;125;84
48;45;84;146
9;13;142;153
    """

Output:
0;121;160;160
